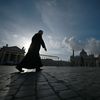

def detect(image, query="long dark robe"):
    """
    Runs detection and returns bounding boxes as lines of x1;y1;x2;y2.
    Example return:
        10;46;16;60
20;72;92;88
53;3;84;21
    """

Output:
17;33;46;69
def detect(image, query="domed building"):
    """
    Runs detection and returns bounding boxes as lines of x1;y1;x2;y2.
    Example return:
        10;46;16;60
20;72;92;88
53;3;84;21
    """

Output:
70;49;96;66
80;49;87;57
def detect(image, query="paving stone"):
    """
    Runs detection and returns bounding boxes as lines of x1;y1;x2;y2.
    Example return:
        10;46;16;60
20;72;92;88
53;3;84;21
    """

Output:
7;85;20;90
85;87;100;98
38;77;46;82
53;84;68;91
96;97;100;100
15;90;35;98
45;78;57;82
37;81;48;85
38;95;60;100
79;90;94;100
5;89;17;96
59;90;78;99
20;85;35;91
37;84;51;90
67;97;83;100
14;96;35;100
4;96;13;100
0;96;7;100
0;91;8;96
37;89;55;98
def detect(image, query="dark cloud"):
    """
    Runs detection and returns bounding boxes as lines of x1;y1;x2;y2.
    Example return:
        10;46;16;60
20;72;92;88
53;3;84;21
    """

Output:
64;37;100;56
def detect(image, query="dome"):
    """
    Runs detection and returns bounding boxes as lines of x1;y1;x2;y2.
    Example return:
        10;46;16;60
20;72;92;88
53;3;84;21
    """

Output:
80;49;87;56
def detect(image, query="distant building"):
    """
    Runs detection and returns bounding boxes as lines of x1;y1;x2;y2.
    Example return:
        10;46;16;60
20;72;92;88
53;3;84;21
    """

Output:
42;59;69;66
70;49;96;67
0;44;25;65
96;55;100;67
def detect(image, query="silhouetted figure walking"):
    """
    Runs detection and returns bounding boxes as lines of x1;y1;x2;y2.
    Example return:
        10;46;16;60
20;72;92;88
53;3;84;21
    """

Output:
16;30;47;72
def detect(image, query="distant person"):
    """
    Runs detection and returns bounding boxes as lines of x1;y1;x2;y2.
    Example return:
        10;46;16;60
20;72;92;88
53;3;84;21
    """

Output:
16;30;47;72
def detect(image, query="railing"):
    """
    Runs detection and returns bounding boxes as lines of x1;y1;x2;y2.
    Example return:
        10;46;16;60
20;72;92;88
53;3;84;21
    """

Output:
40;54;59;61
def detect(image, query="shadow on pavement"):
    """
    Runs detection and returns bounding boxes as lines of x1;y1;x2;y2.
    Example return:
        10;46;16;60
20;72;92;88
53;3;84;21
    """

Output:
5;71;42;100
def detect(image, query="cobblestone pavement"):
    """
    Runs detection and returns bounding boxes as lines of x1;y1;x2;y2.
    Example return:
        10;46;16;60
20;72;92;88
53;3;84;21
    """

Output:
0;66;100;100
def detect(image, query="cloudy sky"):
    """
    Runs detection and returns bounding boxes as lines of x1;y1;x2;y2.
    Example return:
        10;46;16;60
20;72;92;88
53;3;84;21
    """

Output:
0;0;100;60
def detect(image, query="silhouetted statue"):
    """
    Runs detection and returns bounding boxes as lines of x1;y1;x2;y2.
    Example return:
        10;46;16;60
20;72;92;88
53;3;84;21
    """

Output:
16;30;47;72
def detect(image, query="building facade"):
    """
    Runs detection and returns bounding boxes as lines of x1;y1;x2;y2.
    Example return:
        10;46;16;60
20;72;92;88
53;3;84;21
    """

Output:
0;44;25;65
70;49;97;67
96;55;100;67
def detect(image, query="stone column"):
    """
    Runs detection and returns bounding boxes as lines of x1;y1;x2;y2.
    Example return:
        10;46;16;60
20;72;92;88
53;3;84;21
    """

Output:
1;52;6;64
7;53;11;64
16;54;20;63
20;54;23;61
15;54;18;64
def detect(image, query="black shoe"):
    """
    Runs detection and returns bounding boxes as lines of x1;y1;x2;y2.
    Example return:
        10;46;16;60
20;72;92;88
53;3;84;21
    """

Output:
16;66;24;72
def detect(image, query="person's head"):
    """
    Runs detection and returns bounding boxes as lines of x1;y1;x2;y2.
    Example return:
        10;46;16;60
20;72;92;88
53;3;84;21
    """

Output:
38;30;43;35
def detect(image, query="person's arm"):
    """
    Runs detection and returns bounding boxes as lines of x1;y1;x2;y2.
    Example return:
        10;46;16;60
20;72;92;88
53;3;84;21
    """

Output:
41;38;47;51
